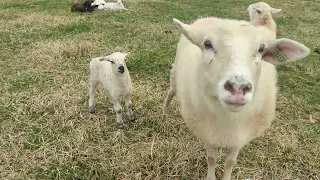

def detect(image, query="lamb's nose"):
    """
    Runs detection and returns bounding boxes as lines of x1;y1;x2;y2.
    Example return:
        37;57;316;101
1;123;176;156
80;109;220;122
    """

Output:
224;80;252;95
118;66;125;73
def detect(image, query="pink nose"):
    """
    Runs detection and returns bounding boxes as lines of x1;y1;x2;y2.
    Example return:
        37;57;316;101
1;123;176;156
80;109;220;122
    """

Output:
224;80;252;95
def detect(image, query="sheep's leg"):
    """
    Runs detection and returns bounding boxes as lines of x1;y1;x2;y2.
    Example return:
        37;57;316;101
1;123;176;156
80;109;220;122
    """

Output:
162;88;175;114
88;80;99;113
221;147;241;180
163;64;176;114
111;98;125;129
124;95;136;122
205;144;218;180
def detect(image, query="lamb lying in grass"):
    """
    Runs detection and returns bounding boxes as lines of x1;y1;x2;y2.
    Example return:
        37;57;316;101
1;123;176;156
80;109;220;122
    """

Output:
248;2;281;38
88;52;136;129
71;0;98;13
171;17;310;179
91;0;128;11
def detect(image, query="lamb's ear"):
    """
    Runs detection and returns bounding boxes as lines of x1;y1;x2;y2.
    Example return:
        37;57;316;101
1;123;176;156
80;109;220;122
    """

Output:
270;8;281;14
262;38;310;65
173;18;203;46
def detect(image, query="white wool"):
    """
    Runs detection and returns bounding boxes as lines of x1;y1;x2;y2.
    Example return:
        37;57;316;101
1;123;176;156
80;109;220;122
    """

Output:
92;0;128;11
170;17;310;179
88;52;135;128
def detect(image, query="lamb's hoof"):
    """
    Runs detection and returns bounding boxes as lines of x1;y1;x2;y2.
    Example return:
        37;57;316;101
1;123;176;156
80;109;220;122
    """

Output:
128;114;136;122
89;106;96;113
117;123;126;129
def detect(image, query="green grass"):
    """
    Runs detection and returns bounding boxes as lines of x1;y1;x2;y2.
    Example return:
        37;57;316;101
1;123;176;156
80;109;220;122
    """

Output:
0;0;319;179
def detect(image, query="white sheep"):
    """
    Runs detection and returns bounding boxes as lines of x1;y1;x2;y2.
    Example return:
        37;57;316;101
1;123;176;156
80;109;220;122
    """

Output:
163;2;281;114
88;52;136;129
170;17;310;180
248;2;281;38
91;0;128;11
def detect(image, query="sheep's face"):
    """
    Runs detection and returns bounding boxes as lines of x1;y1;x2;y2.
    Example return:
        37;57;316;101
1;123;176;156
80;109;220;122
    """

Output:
101;52;129;74
91;0;106;6
173;18;310;112
247;2;281;21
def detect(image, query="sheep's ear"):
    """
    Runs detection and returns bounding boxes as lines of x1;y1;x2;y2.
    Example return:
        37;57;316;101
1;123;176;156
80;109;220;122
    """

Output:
173;18;203;46
262;38;310;65
270;8;281;14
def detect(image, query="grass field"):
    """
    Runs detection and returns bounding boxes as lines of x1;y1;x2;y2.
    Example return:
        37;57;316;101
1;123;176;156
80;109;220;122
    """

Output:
0;0;319;179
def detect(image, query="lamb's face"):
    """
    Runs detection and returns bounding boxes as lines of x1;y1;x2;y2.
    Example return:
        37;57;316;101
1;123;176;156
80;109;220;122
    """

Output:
247;2;281;21
103;52;128;74
173;18;310;112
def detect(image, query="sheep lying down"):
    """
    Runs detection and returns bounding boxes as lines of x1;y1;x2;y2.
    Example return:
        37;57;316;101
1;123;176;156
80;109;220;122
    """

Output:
170;17;310;180
88;52;135;129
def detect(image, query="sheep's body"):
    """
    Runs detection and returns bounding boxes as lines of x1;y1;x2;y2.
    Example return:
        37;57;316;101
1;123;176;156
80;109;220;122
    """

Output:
88;52;135;128
171;17;310;180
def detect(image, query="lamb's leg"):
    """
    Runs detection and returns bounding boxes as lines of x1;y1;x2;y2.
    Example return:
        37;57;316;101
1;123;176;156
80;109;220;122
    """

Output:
88;80;99;113
205;144;218;180
221;147;241;180
111;98;125;129
124;95;136;122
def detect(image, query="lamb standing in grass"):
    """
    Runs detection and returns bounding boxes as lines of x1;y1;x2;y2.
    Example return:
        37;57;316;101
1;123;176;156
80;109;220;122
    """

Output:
248;2;281;38
171;17;310;180
91;0;128;11
88;52;136;129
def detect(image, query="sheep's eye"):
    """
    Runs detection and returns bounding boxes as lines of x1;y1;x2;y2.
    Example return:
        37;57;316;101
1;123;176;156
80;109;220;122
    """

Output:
256;9;262;14
258;44;265;53
204;40;213;50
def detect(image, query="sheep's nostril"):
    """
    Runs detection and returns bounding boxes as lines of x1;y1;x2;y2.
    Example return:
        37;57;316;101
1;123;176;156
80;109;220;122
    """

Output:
241;83;252;95
224;80;235;94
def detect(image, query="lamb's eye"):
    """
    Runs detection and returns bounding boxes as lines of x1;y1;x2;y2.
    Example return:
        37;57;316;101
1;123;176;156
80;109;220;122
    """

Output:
204;40;213;50
256;9;262;14
258;44;265;53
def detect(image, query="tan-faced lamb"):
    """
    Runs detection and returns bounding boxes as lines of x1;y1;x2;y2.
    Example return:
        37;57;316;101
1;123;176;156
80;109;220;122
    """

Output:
170;17;310;180
248;2;281;38
91;0;128;11
88;52;136;129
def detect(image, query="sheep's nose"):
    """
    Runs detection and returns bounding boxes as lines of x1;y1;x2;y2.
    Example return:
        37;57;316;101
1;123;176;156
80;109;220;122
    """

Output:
224;80;252;95
118;66;125;73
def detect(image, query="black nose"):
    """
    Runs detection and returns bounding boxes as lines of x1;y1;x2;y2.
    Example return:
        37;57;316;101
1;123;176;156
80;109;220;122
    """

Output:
118;66;125;73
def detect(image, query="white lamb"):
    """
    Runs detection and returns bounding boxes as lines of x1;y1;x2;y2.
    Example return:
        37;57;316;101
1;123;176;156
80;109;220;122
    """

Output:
91;0;128;11
171;17;310;180
88;52;136;129
163;3;281;113
248;2;281;38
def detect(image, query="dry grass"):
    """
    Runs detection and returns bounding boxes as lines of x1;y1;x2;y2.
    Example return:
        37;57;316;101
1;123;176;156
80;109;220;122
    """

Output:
0;0;319;179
